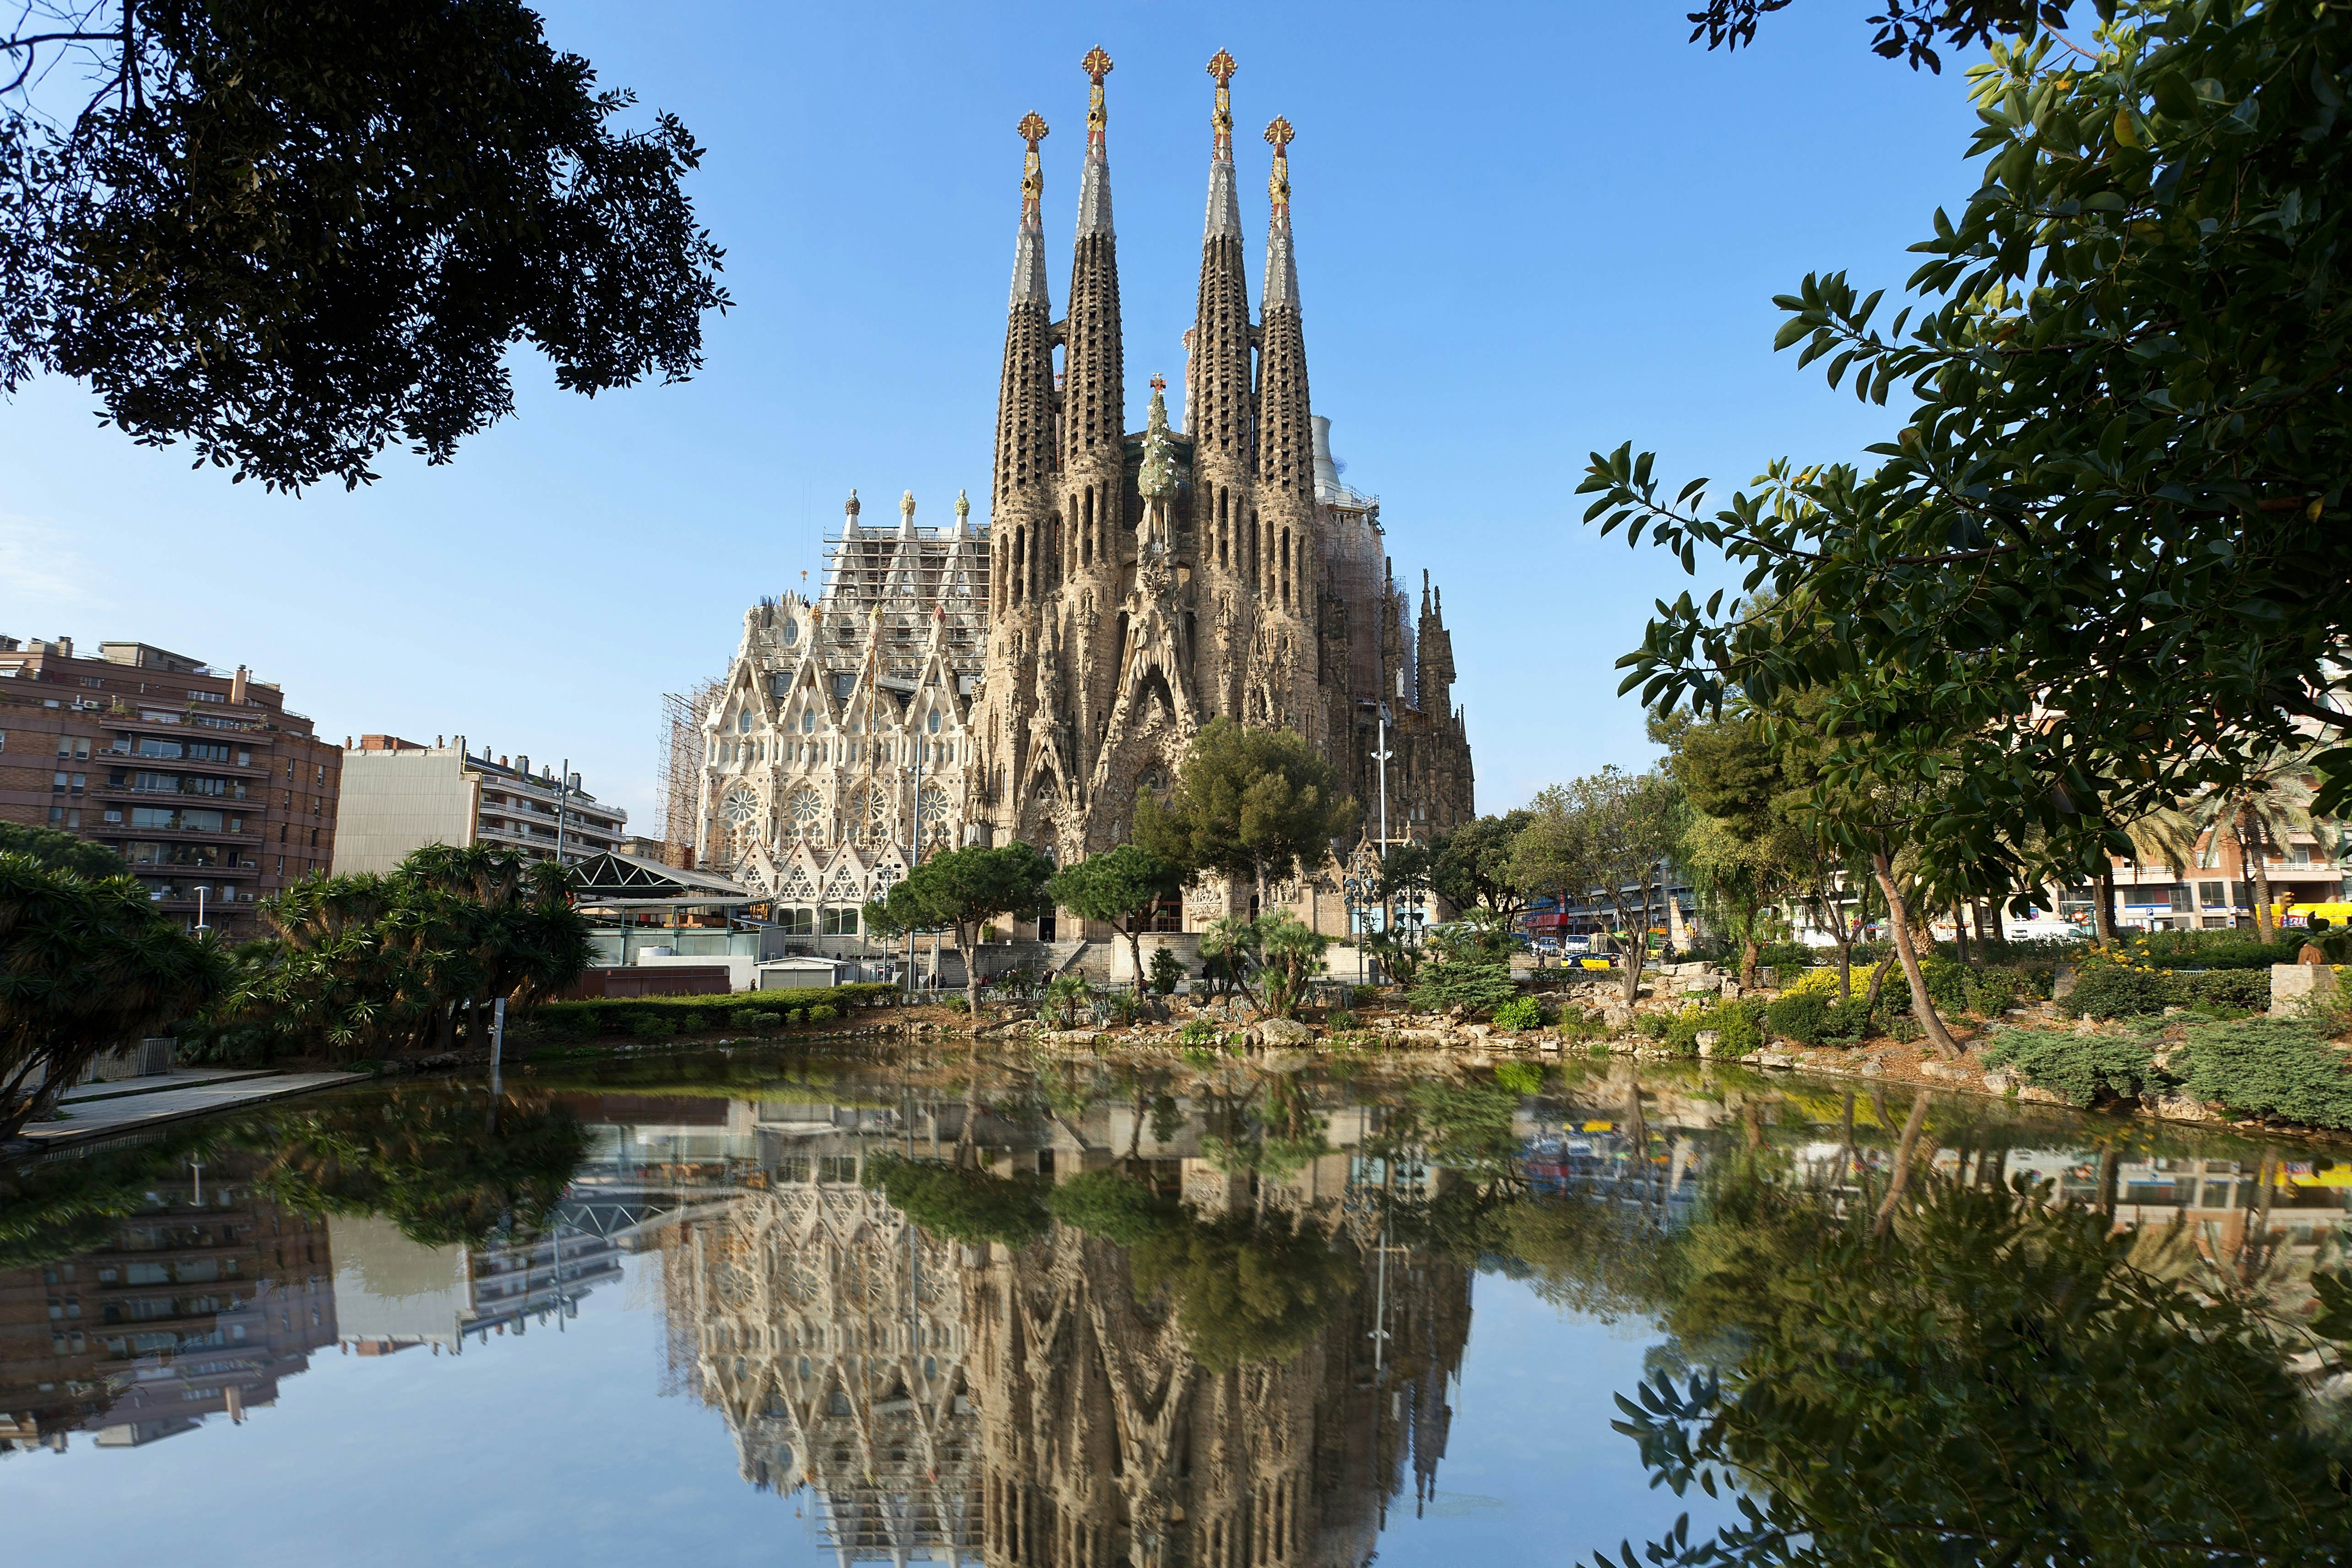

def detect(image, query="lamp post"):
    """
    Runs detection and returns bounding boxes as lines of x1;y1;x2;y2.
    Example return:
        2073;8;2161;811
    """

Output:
553;757;571;868
193;885;209;934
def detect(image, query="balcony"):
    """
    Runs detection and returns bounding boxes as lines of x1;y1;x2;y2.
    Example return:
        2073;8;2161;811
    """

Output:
89;818;261;844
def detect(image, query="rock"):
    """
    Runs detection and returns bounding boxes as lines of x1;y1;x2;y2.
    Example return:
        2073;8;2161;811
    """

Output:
1464;1024;1494;1043
1920;1061;1975;1082
2271;962;2338;1017
2073;1015;2100;1036
1694;1029;1722;1059
2153;1093;2223;1123
1754;1050;1795;1070
1854;1059;1884;1077
1253;1018;1314;1047
2018;1084;2066;1105
1982;1070;2016;1094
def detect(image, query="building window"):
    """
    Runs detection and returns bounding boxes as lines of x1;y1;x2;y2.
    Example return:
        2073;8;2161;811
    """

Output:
2198;880;2225;906
821;907;859;937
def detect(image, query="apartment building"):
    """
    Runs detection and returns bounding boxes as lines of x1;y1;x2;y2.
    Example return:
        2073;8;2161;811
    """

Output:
331;735;625;876
0;635;342;937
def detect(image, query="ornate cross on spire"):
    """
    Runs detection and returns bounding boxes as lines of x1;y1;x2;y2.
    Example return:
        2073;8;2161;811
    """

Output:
1208;49;1236;161
1265;116;1295;219
1082;46;1113;155
1149;373;1166;393
1016;111;1048;222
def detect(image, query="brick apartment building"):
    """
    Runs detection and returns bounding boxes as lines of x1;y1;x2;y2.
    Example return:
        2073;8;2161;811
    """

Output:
0;1152;338;1455
0;635;342;938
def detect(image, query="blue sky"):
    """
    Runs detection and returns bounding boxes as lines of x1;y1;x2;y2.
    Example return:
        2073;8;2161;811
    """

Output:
0;0;1988;828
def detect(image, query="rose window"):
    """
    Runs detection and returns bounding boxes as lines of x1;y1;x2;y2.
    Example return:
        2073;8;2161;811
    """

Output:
788;787;824;842
722;785;760;825
918;784;949;846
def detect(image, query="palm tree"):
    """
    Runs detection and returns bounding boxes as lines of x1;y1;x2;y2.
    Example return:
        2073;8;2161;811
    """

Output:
2184;753;2318;940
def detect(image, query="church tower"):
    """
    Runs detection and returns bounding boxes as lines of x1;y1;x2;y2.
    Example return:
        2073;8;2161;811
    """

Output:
1187;49;1254;720
1060;46;1127;781
1250;116;1323;746
979;109;1059;836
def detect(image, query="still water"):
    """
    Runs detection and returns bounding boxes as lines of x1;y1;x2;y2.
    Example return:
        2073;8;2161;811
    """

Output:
3;1049;2348;1567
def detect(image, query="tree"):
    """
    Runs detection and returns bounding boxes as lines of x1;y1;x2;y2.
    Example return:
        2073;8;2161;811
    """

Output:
1686;0;2076;73
0;848;226;1139
0;820;129;879
1255;911;1330;1020
871;842;1056;1020
2184;747;2317;942
1606;1173;2352;1568
1584;3;2352;919
218;844;589;1060
1134;719;1356;914
1660;713;1803;988
1;0;728;492
1047;845;1181;994
1429;811;1532;923
1512;767;1684;1005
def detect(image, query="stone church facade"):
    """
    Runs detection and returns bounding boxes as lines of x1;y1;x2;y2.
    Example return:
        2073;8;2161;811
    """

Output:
697;50;1475;938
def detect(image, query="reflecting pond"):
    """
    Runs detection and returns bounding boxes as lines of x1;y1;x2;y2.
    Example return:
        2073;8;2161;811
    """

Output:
4;1050;2350;1567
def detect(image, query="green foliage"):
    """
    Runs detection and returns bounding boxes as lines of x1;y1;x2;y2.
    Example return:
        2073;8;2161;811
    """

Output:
1512;767;1682;998
1128;1208;1357;1373
0;0;729;492
1588;3;2352;901
1041;1169;1181;1248
873;842;1056;1016
2178;1019;2352;1131
1148;944;1186;996
862;1152;1050;1247
1983;1025;2167;1109
1047;846;1181;984
1042;970;1092;1029
2060;960;2272;1020
533;983;891;1036
1610;1175;2352;1568
0;846;228;1137
1492;996;1544;1032
255;1085;586;1246
1176;1017;1219;1047
1409;953;1517;1018
1766;988;1830;1045
629;1014;675;1041
1429;810;1533;918
0;821;131;879
805;1002;840;1025
938;993;970;1015
1492;1060;1545;1096
220;844;589;1063
1132;718;1356;894
1665;997;1767;1056
1255;911;1331;1020
727;1008;782;1032
0;1122;230;1269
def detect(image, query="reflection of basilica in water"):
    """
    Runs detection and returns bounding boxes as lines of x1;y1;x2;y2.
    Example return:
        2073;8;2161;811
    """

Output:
634;1086;1470;1567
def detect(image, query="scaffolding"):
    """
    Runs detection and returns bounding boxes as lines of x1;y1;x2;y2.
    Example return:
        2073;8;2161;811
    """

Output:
657;677;723;865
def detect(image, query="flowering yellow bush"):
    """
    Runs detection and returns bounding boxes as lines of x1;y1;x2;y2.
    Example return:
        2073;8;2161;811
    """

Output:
1780;966;1844;999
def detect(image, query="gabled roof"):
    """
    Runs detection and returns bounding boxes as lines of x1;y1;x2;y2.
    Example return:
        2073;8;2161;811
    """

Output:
570;850;756;909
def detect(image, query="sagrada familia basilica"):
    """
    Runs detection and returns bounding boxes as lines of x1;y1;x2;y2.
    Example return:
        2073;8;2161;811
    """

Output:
694;49;1475;938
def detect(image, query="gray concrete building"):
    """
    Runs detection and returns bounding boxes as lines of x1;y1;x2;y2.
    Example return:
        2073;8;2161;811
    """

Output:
331;734;625;876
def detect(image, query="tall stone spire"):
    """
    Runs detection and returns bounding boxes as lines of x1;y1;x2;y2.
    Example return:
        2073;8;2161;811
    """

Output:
1256;116;1312;500
992;113;1057;625
1064;46;1125;468
1189;49;1257;719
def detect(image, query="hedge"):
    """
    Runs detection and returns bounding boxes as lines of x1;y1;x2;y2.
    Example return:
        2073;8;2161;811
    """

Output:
534;983;898;1039
2060;966;2271;1020
1984;1018;2352;1131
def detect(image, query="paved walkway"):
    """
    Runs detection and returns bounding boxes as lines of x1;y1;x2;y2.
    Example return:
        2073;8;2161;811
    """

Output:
58;1067;280;1105
26;1071;369;1147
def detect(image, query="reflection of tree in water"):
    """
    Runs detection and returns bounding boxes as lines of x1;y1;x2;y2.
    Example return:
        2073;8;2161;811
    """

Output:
252;1085;587;1246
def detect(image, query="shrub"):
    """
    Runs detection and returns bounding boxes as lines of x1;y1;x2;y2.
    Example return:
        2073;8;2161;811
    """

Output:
1779;967;1844;1000
938;993;969;1014
2178;1019;2352;1130
1409;955;1518;1018
1328;1008;1361;1031
1963;968;2027;1017
629;1015;674;1040
1666;998;1766;1056
785;1008;805;1026
806;1003;840;1025
1149;945;1186;996
1638;1013;1672;1042
1757;941;1814;970
1492;996;1543;1033
1768;989;1831;1046
1819;997;1874;1047
729;1008;783;1033
2174;971;2270;1014
1983;1027;2166;1108
2060;963;2172;1020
